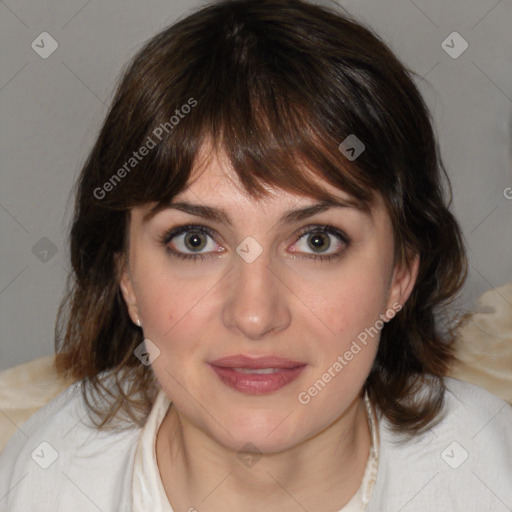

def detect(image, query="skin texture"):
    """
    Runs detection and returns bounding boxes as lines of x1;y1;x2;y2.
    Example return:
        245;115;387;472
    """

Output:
120;146;420;511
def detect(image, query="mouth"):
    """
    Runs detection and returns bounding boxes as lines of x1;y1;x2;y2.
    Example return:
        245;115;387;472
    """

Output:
208;354;307;395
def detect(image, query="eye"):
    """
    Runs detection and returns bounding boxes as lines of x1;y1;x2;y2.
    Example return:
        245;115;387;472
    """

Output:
158;224;223;261
291;224;350;262
159;223;350;262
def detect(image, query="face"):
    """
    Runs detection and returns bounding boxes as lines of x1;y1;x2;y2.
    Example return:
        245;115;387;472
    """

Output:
120;146;419;453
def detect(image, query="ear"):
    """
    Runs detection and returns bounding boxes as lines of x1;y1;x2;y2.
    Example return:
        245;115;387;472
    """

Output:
116;252;142;327
384;251;420;317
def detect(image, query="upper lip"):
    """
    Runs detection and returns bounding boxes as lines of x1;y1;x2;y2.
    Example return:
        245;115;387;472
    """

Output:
209;354;306;369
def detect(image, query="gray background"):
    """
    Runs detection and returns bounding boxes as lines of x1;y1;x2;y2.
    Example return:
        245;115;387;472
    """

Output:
1;0;511;371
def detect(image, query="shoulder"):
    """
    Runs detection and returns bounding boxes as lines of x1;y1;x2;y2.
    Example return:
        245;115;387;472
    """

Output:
442;376;512;434
0;378;143;512
368;377;512;512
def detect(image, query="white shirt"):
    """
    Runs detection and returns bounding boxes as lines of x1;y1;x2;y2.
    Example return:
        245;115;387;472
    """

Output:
0;377;511;511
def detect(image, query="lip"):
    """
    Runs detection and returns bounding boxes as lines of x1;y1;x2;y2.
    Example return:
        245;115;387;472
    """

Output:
209;354;306;369
208;354;307;395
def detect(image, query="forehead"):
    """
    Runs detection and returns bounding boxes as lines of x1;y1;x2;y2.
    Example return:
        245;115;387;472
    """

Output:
183;150;354;208
139;145;386;227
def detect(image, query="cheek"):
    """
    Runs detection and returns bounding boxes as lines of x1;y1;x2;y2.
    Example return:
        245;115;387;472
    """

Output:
136;273;175;326
294;268;386;413
295;259;390;342
132;256;215;361
131;247;200;325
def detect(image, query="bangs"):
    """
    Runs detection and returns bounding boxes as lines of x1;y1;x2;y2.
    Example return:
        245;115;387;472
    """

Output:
97;3;393;217
140;91;376;218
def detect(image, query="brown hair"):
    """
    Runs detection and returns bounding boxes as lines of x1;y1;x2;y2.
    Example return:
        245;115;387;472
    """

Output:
55;0;468;437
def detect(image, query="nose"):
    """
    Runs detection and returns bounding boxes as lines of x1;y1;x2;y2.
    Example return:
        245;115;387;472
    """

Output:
222;249;291;341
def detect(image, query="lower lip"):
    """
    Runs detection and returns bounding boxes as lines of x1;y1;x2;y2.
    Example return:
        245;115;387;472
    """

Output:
209;365;307;395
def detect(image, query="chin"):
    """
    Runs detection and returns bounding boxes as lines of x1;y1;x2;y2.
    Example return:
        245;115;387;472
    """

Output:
212;410;307;454
220;430;300;456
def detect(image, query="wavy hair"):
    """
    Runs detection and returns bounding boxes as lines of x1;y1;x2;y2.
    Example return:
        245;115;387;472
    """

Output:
55;0;468;437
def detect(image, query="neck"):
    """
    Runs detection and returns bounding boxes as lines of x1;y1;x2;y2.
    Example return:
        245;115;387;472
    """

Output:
156;394;373;512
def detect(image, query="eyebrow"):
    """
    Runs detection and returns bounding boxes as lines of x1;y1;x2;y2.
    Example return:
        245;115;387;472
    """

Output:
143;197;372;226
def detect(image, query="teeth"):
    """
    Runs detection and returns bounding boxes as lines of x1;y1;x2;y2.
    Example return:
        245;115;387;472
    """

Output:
234;368;282;374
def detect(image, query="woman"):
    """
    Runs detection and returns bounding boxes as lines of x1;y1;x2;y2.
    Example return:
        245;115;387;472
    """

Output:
1;0;510;510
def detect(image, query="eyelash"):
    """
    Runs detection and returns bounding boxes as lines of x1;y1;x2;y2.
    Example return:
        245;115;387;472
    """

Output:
158;224;350;263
